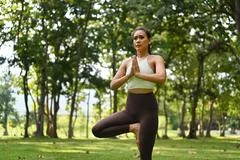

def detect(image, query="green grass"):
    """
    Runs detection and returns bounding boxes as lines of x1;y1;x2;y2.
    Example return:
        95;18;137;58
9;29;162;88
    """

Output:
0;136;240;160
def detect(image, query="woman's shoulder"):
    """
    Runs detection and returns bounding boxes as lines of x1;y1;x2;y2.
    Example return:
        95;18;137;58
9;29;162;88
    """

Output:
149;54;165;62
123;56;132;62
121;57;132;66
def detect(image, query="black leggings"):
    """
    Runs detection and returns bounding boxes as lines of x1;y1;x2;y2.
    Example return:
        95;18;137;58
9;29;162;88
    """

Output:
92;92;158;160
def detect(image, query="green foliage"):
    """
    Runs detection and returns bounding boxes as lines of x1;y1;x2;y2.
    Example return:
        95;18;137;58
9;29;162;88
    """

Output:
169;112;179;130
0;73;19;133
229;117;240;130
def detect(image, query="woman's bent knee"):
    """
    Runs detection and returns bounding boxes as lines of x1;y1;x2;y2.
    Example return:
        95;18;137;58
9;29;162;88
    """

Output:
92;125;102;138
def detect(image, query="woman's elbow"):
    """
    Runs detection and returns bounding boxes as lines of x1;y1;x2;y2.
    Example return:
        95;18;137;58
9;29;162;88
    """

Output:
110;84;115;90
110;82;117;90
157;76;166;84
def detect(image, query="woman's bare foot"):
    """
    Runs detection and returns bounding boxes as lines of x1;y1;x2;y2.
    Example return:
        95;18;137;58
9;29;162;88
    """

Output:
129;123;140;149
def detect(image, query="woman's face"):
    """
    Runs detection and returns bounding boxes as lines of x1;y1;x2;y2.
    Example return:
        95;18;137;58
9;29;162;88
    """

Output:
133;30;150;52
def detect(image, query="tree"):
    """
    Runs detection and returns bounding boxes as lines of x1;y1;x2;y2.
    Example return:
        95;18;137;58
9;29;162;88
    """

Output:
66;0;96;139
0;73;16;136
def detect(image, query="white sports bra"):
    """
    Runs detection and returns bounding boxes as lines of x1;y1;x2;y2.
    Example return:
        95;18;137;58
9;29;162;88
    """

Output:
126;56;155;90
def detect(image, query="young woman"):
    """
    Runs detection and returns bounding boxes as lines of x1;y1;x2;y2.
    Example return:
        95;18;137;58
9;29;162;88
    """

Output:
92;26;166;160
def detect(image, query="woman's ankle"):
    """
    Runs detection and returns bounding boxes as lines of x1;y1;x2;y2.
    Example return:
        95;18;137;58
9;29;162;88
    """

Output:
129;123;140;133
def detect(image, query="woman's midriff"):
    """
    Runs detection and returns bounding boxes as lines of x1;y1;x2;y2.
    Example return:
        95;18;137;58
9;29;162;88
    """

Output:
128;88;153;94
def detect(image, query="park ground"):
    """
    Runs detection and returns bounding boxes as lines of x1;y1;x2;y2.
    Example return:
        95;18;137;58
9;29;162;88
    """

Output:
0;133;240;160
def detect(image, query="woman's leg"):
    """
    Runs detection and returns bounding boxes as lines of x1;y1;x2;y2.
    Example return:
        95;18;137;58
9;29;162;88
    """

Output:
138;112;158;160
92;110;137;138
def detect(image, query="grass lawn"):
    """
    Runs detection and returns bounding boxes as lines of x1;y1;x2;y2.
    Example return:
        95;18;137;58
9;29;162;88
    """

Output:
0;136;240;160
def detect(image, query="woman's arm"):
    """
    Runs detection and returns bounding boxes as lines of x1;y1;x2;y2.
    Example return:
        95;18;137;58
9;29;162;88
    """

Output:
110;59;132;90
133;55;166;84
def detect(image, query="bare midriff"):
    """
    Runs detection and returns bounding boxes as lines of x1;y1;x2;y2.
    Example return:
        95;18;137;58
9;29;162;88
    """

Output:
128;88;153;94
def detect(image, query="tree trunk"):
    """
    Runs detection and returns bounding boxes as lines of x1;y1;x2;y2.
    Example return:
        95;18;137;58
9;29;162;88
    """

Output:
29;91;38;128
220;113;227;137
46;94;51;137
110;89;113;114
199;97;205;137
36;4;48;137
178;94;186;138
113;90;118;113
97;95;102;120
68;77;78;138
52;95;60;138
16;0;30;138
112;50;118;113
162;86;169;139
23;70;30;138
86;90;91;138
206;99;215;137
155;86;161;139
188;55;204;138
3;104;9;136
72;104;79;136
36;66;47;137
188;103;197;138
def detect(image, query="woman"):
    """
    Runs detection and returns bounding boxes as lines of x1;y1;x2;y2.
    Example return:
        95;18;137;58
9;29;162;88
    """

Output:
92;26;166;160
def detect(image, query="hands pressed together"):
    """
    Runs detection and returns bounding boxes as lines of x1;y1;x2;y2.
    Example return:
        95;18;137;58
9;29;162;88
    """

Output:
126;55;140;78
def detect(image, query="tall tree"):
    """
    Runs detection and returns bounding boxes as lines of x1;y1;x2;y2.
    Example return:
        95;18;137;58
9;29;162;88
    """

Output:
67;0;95;139
97;0;135;113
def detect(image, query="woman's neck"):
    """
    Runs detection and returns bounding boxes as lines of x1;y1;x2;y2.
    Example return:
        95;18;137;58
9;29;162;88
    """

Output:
136;51;149;58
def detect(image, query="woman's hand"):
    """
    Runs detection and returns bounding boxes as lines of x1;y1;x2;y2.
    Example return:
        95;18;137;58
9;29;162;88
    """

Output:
110;58;133;90
132;55;140;75
126;56;139;77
